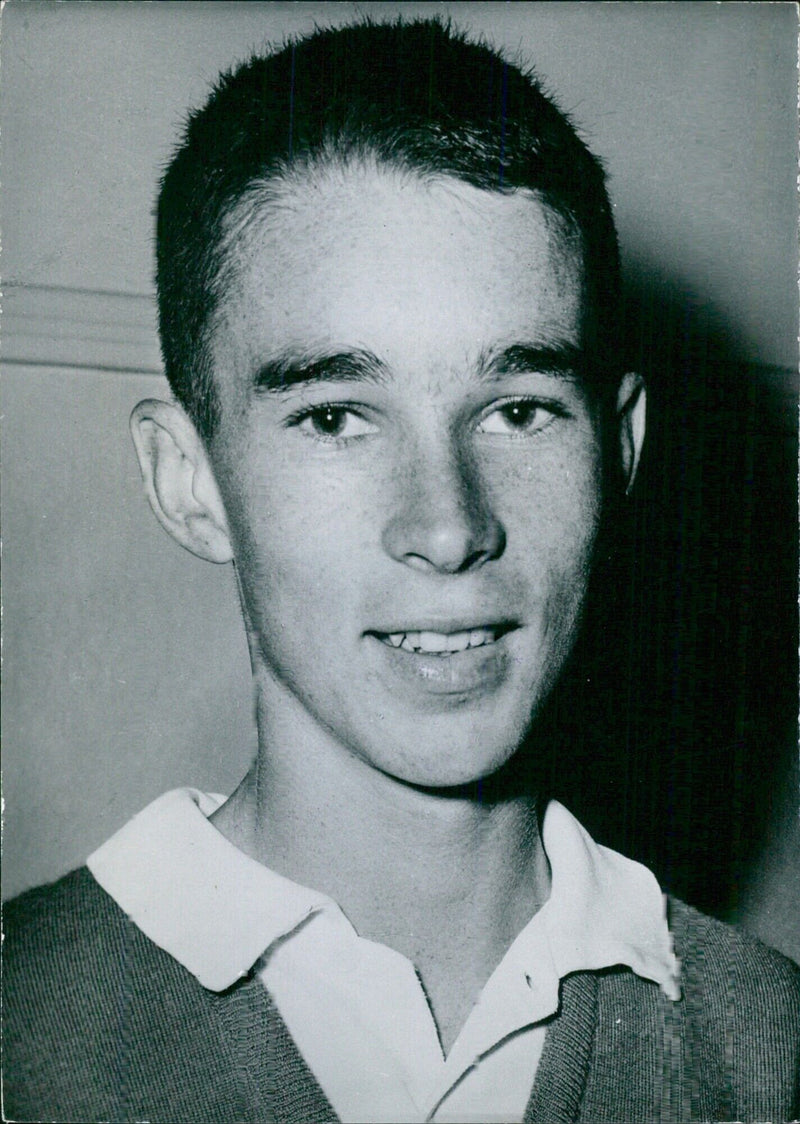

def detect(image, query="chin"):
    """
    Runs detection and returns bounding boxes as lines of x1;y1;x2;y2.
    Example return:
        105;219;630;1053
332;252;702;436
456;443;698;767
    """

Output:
374;725;530;795
369;677;563;796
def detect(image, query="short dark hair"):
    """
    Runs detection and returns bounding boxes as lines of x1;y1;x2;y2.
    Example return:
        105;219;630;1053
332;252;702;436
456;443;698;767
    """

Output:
156;17;621;443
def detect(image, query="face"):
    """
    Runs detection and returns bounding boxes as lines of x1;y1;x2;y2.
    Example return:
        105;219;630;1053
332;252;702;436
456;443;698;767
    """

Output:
207;165;607;789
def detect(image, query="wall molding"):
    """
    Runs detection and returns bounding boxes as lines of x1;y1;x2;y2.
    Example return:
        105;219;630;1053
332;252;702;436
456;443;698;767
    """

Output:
2;284;795;412
2;284;162;375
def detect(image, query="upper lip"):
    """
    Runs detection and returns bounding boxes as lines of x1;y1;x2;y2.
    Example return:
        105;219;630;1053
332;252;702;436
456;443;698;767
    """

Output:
366;620;518;637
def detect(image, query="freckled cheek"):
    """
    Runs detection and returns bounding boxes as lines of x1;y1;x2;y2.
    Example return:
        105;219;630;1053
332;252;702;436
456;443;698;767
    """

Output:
489;447;602;564
513;491;600;654
223;464;380;593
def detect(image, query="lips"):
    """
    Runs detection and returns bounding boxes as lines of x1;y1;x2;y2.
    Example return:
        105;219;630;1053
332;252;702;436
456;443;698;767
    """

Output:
366;621;518;700
370;624;514;656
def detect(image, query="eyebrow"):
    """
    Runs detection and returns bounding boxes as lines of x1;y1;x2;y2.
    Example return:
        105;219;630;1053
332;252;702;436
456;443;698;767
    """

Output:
252;341;586;393
253;349;387;392
476;342;586;383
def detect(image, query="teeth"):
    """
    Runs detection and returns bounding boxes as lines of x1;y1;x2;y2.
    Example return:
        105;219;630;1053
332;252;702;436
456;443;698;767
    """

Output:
420;630;448;652
386;628;498;654
449;632;470;652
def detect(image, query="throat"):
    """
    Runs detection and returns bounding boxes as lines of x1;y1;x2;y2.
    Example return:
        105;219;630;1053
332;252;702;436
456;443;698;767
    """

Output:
410;938;517;1058
352;830;550;1058
210;714;551;1056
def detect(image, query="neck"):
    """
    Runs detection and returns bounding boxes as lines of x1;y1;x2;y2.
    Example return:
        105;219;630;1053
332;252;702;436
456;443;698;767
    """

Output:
212;678;551;1051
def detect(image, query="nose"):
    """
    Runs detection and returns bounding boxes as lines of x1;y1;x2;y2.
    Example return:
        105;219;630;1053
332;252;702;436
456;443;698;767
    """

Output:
381;437;506;574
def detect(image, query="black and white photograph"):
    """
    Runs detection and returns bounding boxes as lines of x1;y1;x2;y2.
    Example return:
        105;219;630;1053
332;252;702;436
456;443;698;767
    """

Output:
2;3;798;1120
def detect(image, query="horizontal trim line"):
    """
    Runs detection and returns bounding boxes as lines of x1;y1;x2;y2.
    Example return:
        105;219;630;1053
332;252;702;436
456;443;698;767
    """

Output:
3;281;155;301
3;285;162;373
2;358;164;376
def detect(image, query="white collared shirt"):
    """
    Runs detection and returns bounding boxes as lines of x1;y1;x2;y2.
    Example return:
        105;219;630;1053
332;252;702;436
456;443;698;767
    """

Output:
88;790;680;1124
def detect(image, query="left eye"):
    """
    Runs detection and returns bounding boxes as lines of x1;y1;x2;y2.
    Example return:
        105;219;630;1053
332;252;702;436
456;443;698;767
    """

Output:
477;400;554;435
297;405;376;440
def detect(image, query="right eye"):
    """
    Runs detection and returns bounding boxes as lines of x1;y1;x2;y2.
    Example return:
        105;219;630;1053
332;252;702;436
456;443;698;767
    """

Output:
293;404;377;442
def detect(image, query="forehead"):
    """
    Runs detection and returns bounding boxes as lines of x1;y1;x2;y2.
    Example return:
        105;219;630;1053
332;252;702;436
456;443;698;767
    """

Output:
212;165;586;385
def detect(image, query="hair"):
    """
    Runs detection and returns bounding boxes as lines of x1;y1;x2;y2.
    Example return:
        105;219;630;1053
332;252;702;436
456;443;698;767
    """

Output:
156;17;621;444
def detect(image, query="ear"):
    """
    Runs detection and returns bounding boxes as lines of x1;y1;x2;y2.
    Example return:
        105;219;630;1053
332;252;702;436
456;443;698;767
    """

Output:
616;372;647;494
130;399;233;563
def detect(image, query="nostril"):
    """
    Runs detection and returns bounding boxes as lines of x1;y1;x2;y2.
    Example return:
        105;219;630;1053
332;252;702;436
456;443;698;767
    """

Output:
402;551;442;574
381;450;506;574
382;504;505;574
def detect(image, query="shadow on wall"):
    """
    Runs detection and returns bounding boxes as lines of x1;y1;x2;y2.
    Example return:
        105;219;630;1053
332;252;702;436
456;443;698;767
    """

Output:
527;266;798;926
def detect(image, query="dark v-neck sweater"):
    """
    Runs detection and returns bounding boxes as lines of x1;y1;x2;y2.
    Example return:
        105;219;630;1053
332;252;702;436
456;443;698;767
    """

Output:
3;867;799;1122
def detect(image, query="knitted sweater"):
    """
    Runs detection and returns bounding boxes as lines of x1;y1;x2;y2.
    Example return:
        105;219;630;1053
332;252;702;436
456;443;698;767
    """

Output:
3;867;799;1123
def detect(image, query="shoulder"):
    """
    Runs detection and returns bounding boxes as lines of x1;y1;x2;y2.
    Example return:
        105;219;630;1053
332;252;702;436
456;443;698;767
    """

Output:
5;864;123;947
667;897;800;1118
3;861;206;996
4;865;158;1002
3;868;212;1121
5;867;122;993
668;895;800;1009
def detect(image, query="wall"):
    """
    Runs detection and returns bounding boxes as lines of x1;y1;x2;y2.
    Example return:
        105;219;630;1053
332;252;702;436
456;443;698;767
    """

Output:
3;1;797;369
2;2;797;959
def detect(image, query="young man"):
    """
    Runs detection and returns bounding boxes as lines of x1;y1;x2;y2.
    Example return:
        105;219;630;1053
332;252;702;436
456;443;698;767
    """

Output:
4;19;798;1123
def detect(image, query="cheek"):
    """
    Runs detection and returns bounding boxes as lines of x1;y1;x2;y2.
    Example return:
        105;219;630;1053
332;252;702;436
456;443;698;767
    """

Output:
216;446;375;608
492;436;603;568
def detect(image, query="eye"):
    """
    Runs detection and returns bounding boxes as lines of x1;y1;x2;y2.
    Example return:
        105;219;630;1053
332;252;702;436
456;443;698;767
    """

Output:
294;404;377;441
477;399;558;436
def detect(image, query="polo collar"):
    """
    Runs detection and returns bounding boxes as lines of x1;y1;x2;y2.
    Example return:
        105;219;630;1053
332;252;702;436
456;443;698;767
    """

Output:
88;788;680;1000
539;801;680;999
88;788;333;990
